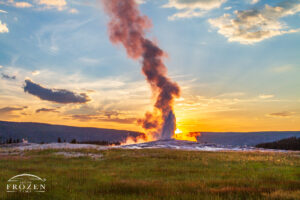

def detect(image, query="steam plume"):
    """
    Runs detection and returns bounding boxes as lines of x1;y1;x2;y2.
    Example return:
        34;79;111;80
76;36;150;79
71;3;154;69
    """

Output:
101;0;180;140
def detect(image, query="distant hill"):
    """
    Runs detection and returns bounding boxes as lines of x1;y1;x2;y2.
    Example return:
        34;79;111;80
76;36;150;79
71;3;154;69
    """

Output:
1;120;299;146
0;121;143;143
198;132;300;146
256;137;300;150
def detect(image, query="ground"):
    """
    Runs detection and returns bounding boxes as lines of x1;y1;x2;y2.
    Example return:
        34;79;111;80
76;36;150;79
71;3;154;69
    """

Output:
0;148;299;200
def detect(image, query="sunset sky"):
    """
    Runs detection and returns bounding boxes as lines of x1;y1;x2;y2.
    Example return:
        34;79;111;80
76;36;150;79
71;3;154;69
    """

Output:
0;0;299;132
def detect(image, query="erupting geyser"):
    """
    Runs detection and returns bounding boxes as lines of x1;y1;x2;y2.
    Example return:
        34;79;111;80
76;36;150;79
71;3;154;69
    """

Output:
101;0;180;140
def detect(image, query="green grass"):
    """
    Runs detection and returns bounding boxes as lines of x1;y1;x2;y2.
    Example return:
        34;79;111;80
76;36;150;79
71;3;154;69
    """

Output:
0;149;299;200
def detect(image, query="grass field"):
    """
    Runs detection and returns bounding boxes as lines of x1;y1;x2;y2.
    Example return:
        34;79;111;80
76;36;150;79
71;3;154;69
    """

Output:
0;148;299;200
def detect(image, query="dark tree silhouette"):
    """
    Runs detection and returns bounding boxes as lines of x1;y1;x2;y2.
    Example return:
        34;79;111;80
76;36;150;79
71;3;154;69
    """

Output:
256;137;300;150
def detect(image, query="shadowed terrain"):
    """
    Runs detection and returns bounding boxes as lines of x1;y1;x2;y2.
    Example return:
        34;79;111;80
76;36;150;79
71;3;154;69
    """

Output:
1;121;300;146
0;121;143;143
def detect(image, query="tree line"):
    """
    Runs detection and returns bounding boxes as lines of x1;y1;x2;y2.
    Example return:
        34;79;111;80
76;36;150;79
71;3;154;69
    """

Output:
256;137;300;150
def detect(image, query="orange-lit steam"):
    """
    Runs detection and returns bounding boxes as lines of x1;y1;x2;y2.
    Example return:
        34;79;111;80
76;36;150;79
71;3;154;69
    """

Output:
102;0;180;141
120;135;148;145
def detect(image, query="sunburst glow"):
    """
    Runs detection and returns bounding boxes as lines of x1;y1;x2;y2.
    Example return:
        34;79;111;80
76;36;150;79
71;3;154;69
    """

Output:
175;128;182;134
174;127;200;142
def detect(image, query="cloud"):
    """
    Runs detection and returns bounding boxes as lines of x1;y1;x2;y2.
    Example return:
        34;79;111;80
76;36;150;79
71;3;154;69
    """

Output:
267;111;294;118
218;92;245;97
14;2;33;8
65;107;137;124
70;114;136;124
23;79;90;104
0;9;8;13
2;73;16;80
0;106;27;114
36;108;59;113
259;94;274;99
1;0;33;8
0;20;9;33
209;1;300;44
69;8;78;14
32;70;40;76
37;0;67;11
135;0;147;4
2;0;76;12
271;65;293;73
163;0;227;20
0;106;28;119
250;0;260;4
78;57;101;65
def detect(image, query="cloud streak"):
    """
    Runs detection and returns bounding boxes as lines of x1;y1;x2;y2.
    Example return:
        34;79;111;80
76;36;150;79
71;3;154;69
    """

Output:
23;79;90;104
267;111;294;118
14;2;33;8
70;114;136;124
0;106;27;114
36;108;60;113
1;0;77;13
272;65;293;73
209;0;300;44
250;0;260;5
37;0;67;11
1;73;16;80
163;0;226;20
1;0;33;8
259;94;274;99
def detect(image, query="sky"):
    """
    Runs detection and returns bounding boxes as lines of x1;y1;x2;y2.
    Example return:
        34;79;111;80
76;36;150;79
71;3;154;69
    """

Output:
0;0;299;133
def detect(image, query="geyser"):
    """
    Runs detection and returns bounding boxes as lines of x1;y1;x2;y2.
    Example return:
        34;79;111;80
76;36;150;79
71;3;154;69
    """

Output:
101;0;180;140
161;111;176;140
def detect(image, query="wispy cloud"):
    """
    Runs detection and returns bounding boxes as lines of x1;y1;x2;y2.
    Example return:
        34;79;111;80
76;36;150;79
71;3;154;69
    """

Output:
218;92;245;97
36;108;60;113
267;111;294;118
69;8;78;14
163;0;226;20
2;73;16;80
1;0;33;8
23;79;90;104
135;0;147;4
2;0;78;13
78;57;101;65
14;2;33;8
0;9;8;13
0;106;28;118
32;70;40;76
0;106;27;114
37;0;67;11
259;94;274;99
35;19;93;55
70;114;136;124
271;65;293;73
250;0;260;5
209;1;300;44
224;6;232;10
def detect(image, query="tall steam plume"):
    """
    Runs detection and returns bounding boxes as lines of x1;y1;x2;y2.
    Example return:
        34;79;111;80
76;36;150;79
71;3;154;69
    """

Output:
101;0;180;140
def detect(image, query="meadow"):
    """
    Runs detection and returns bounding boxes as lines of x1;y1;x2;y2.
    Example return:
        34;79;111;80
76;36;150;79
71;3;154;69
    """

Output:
0;148;299;200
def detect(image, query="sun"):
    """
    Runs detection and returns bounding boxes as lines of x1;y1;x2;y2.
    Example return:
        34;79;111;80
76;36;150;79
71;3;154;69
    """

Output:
175;128;182;134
